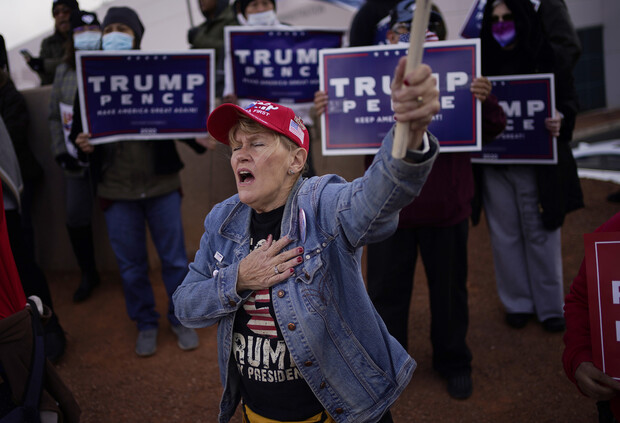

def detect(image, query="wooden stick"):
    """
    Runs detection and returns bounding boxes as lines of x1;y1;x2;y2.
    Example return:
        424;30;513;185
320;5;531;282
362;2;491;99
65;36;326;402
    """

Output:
392;0;433;159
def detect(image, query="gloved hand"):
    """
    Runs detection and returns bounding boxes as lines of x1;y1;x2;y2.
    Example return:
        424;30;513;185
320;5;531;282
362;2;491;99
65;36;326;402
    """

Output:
26;57;43;72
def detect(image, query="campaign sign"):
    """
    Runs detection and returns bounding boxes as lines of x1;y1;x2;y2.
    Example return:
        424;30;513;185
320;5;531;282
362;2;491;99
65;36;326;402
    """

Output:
585;232;620;380
76;50;215;144
319;39;481;156
224;27;344;104
471;74;556;164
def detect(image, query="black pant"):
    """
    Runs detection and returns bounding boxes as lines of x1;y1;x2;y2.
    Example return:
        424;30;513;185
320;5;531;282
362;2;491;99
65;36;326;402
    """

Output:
378;410;394;422
367;219;472;378
597;401;619;423
5;210;63;332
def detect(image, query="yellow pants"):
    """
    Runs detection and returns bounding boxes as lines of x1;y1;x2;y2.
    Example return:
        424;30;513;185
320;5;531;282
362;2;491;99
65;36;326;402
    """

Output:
242;403;336;423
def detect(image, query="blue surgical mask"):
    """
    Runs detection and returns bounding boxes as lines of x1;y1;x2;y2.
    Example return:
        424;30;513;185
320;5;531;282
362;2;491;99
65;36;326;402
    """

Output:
246;10;278;26
73;31;101;51
102;32;134;51
492;21;516;48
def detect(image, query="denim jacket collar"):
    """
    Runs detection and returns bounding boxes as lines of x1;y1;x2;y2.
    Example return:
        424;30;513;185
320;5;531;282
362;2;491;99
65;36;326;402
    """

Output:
219;176;306;246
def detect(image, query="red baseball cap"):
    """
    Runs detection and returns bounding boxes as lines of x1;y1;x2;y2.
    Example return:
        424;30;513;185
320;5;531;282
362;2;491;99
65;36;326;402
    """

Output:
207;101;310;153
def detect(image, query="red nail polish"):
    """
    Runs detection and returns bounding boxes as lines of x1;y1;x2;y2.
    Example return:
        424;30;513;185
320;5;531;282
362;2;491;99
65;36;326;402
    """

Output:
297;257;303;263
290;268;294;273
403;79;410;86
298;247;304;254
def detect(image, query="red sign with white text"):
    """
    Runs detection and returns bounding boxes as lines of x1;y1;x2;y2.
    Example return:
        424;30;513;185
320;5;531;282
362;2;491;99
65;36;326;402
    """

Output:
585;232;620;380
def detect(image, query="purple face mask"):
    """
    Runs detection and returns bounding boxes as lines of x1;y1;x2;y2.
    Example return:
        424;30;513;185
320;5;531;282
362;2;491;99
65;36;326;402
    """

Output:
492;21;516;47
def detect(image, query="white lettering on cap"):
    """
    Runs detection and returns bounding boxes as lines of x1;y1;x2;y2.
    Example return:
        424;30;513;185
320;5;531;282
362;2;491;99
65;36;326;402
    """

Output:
252;100;279;112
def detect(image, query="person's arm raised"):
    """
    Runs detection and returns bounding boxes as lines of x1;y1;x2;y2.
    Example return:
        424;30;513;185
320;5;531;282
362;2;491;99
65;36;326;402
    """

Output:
390;57;439;153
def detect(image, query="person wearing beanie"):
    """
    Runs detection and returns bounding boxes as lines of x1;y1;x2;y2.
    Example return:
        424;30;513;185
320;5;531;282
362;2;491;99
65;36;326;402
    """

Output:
52;0;79;14
68;10;102;61
73;5;204;358
48;9;101;305
101;6;145;49
24;0;80;85
235;0;277;25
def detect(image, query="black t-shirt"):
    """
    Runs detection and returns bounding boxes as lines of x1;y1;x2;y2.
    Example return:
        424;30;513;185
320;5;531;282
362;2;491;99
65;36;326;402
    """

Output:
233;206;323;420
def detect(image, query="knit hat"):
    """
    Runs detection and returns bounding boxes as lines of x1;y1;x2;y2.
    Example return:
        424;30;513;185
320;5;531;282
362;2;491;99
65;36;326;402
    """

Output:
236;0;276;16
52;0;79;15
208;101;310;153
70;10;100;32
102;7;144;48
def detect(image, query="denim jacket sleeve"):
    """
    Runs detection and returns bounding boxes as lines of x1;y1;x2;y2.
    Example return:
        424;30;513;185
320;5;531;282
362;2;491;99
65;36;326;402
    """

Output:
172;202;251;328
322;127;438;249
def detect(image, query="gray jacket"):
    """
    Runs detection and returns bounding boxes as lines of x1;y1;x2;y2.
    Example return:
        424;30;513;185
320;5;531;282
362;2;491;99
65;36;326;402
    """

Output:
0;116;23;211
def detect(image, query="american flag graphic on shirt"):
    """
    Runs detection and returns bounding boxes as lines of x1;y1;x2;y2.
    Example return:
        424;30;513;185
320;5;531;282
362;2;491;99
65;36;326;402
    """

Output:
243;289;278;338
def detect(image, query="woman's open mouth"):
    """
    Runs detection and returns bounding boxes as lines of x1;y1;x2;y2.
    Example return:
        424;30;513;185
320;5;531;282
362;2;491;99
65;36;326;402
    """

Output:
238;170;255;184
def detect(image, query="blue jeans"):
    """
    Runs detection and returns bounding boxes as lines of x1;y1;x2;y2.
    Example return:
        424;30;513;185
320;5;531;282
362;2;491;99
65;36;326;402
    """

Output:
104;191;187;331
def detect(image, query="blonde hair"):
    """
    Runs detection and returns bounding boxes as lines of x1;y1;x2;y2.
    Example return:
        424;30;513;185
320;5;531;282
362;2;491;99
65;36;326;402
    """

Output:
228;114;309;175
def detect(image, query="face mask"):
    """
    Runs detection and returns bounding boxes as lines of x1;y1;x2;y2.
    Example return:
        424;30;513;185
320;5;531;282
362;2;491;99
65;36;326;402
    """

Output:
102;32;134;51
492;21;516;48
73;31;101;51
397;30;438;45
397;32;411;44
246;10;278;26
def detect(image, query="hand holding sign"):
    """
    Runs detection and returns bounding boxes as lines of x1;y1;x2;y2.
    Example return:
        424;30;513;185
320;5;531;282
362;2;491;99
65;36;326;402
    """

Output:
470;76;491;102
545;111;561;137
76;133;94;154
391;58;439;152
574;362;620;401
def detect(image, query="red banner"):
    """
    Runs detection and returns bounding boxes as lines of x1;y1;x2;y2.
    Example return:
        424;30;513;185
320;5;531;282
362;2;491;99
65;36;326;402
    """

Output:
585;232;620;380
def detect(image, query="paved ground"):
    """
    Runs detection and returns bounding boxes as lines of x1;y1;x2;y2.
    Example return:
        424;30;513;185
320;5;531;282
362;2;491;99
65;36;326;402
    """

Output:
47;177;619;423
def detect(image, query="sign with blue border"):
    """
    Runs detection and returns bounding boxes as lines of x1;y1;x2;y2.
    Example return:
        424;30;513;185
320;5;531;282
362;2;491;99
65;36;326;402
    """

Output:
224;27;344;104
76;50;215;145
471;73;556;164
319;39;481;156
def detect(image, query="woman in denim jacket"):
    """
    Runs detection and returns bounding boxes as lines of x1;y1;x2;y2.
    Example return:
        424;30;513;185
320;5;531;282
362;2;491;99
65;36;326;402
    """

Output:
173;57;439;423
